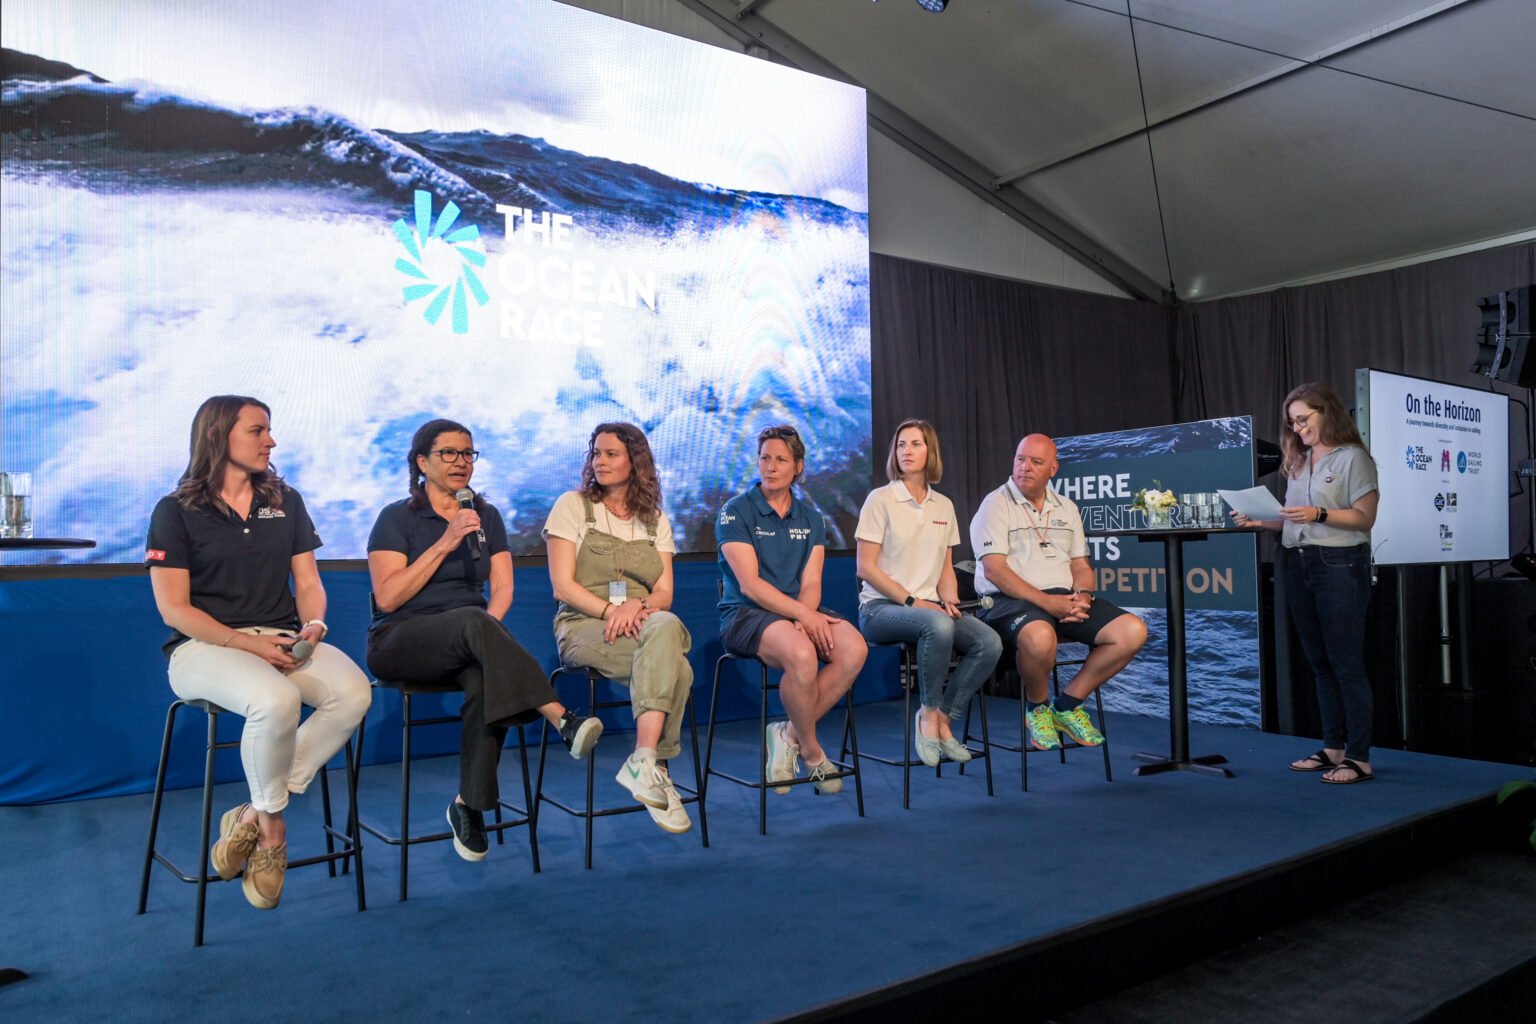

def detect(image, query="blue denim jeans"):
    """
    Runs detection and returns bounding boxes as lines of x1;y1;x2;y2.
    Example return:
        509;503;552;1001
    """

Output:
859;600;1004;719
1283;544;1373;760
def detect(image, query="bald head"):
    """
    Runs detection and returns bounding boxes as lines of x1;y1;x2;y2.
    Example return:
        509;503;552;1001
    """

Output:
1011;434;1058;502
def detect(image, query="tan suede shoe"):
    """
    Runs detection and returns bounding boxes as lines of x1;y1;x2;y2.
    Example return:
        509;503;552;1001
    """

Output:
210;804;258;881
242;844;286;910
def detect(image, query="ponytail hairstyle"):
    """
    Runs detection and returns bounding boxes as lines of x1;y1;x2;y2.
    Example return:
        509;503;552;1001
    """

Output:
406;418;484;511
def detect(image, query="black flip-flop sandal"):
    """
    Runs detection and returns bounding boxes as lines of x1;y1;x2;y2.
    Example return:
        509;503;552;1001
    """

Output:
1321;758;1375;784
1290;749;1338;772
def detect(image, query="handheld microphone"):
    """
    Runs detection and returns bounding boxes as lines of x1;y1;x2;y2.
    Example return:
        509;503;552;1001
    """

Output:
289;639;314;661
954;595;994;613
454;487;484;560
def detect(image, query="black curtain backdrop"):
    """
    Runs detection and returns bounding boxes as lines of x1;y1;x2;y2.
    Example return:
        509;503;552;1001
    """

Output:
870;255;1174;553
871;241;1536;557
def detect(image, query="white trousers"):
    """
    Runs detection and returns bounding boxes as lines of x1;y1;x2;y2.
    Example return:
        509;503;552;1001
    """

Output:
167;627;372;813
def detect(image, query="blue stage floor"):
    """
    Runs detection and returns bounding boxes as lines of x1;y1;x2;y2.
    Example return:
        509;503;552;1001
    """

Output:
0;702;1519;1023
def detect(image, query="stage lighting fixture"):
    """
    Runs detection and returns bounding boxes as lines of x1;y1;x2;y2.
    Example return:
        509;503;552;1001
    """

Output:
871;0;951;10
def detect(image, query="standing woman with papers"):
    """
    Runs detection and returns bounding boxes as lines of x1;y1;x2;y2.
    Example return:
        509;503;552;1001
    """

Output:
1231;383;1379;784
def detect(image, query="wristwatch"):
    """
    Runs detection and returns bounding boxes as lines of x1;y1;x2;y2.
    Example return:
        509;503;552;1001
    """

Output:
903;595;916;606
1315;507;1329;523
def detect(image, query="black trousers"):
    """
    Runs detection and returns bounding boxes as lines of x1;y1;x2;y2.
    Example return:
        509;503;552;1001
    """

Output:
367;606;557;810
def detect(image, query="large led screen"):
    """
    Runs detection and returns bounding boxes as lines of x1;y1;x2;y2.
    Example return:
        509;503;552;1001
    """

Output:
1;0;871;563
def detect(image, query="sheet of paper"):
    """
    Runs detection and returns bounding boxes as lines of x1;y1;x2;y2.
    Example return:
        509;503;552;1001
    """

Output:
1218;486;1283;520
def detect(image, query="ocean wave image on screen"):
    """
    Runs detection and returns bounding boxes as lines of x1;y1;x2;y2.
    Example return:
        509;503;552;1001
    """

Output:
0;4;871;563
1056;609;1261;728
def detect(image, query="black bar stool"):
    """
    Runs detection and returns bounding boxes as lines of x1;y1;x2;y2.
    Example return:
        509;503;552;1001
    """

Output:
137;698;364;947
704;650;864;835
963;645;1113;790
356;681;538;900
535;665;708;869
850;640;993;808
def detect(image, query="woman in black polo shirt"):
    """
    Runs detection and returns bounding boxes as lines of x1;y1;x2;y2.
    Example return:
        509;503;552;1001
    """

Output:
365;418;602;863
147;396;371;911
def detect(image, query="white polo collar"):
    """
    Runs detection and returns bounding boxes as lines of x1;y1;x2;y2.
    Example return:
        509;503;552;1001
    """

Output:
888;478;933;506
1004;478;1059;510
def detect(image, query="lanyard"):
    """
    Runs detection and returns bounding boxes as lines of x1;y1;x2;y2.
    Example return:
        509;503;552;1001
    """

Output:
1021;497;1051;549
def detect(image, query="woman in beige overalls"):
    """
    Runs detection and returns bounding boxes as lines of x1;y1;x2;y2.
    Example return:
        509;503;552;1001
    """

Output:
544;422;695;834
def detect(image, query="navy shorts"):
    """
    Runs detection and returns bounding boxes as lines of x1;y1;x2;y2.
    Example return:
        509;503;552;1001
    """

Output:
981;589;1131;646
721;605;841;660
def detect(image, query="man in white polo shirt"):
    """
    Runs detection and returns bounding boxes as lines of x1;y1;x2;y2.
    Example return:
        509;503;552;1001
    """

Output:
970;434;1148;752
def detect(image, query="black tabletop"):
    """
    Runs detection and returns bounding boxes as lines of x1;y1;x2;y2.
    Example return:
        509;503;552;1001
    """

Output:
0;538;97;550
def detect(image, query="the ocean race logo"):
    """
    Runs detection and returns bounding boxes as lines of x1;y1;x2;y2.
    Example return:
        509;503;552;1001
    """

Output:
1405;445;1430;471
393;190;489;335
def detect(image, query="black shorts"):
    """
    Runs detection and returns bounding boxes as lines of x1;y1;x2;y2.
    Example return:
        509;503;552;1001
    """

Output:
721;605;841;660
981;589;1131;647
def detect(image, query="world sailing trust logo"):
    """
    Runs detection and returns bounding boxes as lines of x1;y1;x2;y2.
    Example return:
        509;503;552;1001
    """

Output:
393;190;488;334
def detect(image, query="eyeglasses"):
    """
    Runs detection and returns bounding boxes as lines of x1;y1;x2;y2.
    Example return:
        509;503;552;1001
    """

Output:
431;448;480;464
1288;412;1315;430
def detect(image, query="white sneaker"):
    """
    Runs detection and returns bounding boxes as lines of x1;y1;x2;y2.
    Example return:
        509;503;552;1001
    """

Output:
804;756;843;794
615;751;667;809
766;722;800;795
645;765;692;834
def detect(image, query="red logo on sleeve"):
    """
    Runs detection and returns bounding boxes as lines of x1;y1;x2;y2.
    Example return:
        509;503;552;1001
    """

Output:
146;549;166;561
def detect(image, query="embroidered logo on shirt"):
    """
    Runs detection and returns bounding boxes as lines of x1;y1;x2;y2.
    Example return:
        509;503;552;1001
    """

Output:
983;540;994;547
256;508;287;519
932;520;948;526
788;527;811;540
146;549;165;561
754;527;776;537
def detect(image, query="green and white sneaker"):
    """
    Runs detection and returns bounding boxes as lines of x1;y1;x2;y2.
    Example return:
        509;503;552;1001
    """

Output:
1052;705;1105;746
646;765;693;834
616;751;668;809
1026;704;1062;751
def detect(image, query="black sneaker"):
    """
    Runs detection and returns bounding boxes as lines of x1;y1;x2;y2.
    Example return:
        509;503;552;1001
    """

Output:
559;711;603;760
446;801;488;862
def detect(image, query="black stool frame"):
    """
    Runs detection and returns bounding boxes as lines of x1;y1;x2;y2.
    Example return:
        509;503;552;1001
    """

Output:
963;651;1113;790
535;665;708;869
137;698;365;947
852;641;994;808
357;683;538;901
704;652;864;835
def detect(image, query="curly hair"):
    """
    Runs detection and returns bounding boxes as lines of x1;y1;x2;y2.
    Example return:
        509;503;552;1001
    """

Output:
406;418;485;512
580;422;663;527
174;395;286;513
1279;381;1372;478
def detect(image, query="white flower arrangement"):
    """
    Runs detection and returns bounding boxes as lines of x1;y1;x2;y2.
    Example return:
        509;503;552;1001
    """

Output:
1132;484;1177;514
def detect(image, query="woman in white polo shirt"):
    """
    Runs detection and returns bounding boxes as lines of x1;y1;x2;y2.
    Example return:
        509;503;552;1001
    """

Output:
1233;382;1379;784
856;419;1003;767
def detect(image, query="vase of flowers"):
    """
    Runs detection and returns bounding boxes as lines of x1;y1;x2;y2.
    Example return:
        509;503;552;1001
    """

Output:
1133;484;1177;528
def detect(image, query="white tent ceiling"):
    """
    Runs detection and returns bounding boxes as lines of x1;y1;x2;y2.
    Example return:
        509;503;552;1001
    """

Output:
660;0;1536;301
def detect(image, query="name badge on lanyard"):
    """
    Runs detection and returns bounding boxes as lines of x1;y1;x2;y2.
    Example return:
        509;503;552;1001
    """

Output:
609;580;628;605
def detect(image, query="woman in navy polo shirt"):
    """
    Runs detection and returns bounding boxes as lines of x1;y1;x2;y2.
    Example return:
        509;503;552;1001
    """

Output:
856;419;1002;768
365;418;602;863
147;396;371;911
717;424;866;794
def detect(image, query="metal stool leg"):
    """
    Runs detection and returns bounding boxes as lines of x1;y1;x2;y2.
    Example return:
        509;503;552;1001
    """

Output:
758;662;770;836
138;700;180;916
193;706;218;948
399;693;412;903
